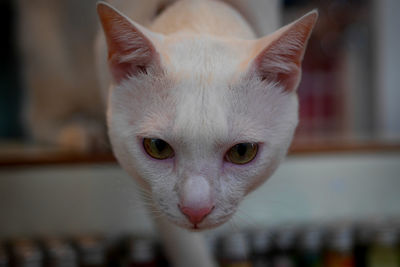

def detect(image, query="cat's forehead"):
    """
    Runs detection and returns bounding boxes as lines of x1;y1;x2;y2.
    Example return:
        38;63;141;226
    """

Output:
152;35;244;143
160;34;249;78
171;77;230;144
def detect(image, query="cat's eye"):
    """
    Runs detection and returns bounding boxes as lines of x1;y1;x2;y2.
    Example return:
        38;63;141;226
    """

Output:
143;138;174;160
225;143;258;165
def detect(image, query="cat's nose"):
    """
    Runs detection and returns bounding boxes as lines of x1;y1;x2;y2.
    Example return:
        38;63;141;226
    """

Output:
179;204;214;225
179;175;214;225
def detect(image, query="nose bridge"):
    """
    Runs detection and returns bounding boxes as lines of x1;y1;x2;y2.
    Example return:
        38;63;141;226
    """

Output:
180;147;218;181
180;175;212;207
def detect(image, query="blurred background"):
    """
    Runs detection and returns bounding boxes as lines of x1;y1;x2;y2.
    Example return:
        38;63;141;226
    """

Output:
0;0;400;266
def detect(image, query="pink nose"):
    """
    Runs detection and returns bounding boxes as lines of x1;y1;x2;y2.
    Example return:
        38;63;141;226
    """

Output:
179;205;214;225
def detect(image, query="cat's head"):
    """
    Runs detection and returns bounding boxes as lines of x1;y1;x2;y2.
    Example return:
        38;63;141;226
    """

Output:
97;2;317;230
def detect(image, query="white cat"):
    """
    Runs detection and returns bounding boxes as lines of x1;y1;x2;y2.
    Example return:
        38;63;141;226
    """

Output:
96;0;317;266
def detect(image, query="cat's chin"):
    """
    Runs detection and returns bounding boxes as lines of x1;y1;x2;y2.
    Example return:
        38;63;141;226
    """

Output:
170;215;233;231
176;221;226;232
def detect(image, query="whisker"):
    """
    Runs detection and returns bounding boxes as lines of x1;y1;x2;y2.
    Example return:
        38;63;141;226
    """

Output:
234;209;258;229
229;217;240;232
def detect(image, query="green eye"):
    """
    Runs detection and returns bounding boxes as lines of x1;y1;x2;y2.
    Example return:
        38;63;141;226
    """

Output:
225;143;258;165
143;138;174;160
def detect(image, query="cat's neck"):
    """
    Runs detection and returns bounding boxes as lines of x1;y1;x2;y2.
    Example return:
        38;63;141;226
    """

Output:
148;0;256;39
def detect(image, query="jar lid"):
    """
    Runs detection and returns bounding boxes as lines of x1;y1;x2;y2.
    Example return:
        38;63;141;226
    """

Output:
375;227;399;247
275;226;297;251
129;238;156;263
301;227;323;252
221;232;250;260
329;227;354;252
251;229;273;254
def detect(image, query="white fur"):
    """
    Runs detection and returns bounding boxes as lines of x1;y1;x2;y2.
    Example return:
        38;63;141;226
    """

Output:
181;175;212;210
97;1;316;266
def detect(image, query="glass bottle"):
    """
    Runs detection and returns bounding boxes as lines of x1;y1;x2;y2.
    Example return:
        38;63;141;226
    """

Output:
74;236;106;267
325;226;355;267
42;238;78;267
298;227;324;267
250;229;273;267
368;226;399;267
220;232;252;267
127;238;157;267
272;226;298;267
354;224;374;267
12;239;43;267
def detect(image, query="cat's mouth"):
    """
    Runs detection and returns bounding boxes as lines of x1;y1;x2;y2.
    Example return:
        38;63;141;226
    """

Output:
170;211;234;231
191;224;201;231
189;216;233;231
153;197;236;230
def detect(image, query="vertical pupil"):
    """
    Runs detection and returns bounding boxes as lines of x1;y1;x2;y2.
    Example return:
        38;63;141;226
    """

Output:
236;144;247;156
154;139;166;151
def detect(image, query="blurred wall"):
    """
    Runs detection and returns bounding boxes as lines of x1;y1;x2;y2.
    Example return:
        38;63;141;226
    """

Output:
0;152;399;239
374;0;400;139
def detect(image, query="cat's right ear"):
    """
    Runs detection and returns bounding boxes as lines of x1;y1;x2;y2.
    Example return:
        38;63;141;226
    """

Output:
250;11;318;92
97;2;162;83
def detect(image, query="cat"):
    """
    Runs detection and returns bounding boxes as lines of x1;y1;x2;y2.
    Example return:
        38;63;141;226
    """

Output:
96;0;317;266
18;0;316;265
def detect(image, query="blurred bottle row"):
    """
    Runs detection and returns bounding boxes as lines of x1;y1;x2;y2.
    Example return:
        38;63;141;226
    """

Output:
0;235;165;267
214;221;400;267
1;219;400;267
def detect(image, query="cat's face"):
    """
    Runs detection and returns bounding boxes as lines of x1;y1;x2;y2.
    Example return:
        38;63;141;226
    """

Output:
98;3;317;230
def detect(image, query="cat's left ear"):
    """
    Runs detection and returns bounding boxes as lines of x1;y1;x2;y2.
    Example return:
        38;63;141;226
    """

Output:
97;2;163;83
251;11;318;92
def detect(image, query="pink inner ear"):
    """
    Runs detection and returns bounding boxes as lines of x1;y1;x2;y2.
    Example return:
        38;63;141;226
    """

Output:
255;41;302;92
254;11;318;92
97;3;159;83
109;60;149;83
259;68;301;93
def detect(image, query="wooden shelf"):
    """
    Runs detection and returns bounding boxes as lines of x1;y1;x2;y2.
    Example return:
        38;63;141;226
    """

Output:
289;139;400;155
0;142;115;167
0;139;399;167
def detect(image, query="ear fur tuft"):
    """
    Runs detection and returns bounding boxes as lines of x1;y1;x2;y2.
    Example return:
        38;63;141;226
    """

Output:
97;2;161;83
254;10;318;92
